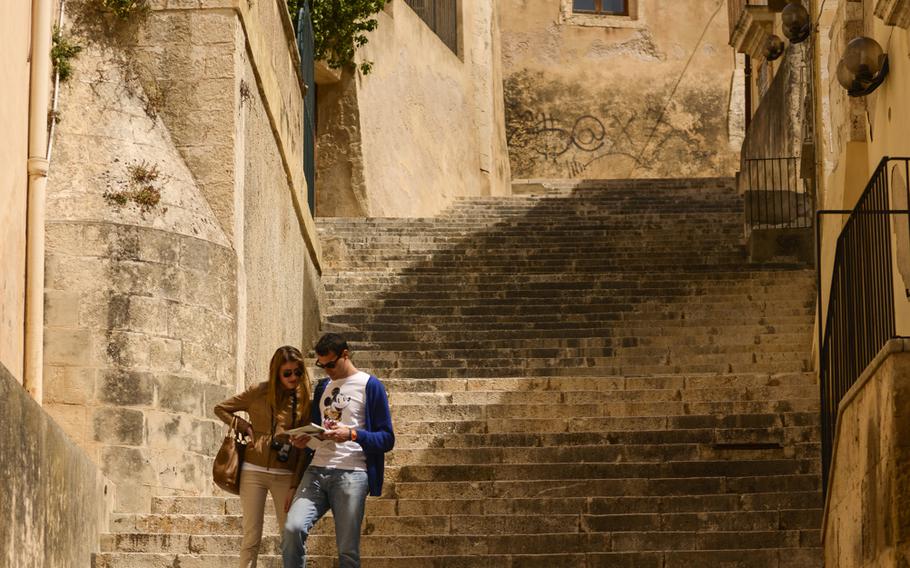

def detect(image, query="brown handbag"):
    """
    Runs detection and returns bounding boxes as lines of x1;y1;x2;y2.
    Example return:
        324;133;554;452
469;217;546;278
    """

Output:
213;417;248;495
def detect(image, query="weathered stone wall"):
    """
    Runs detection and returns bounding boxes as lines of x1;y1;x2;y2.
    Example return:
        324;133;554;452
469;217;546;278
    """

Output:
500;0;736;180
823;341;910;567
127;0;324;385
43;0;323;512
0;1;32;380
240;53;324;386
0;362;113;568
316;0;511;218
44;32;237;512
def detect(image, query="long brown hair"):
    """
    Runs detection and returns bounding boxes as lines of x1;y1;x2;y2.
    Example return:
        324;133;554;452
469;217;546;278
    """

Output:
267;345;312;425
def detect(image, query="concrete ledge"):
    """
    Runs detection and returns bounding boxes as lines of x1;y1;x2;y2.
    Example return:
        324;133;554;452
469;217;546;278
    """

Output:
748;227;814;264
0;362;114;567
511;177;737;194
315;60;342;85
821;336;910;542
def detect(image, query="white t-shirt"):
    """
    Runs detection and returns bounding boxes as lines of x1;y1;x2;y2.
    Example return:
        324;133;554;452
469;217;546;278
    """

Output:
308;371;369;471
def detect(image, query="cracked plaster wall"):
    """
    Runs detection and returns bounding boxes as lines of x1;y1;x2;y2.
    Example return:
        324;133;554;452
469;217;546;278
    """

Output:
500;0;736;180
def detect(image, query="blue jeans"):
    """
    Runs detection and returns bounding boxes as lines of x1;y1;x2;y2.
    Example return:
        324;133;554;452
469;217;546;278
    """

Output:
282;467;369;568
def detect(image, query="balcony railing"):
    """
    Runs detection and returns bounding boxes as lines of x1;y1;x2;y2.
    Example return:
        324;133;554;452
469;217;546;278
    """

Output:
817;156;910;494
743;157;813;230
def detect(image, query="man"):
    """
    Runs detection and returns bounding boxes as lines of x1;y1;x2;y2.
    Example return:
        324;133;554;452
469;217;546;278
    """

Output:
282;333;395;568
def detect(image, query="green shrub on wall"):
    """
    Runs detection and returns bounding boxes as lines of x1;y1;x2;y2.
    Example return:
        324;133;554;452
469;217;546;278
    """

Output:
288;0;388;75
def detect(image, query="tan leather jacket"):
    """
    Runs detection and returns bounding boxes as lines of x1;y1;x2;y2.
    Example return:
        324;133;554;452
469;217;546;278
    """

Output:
214;382;310;485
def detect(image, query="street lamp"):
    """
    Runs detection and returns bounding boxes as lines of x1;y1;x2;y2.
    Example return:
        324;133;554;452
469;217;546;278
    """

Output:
782;1;811;43
836;36;889;97
764;34;785;61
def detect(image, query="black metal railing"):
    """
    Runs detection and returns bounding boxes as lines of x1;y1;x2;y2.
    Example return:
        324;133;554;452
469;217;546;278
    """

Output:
743;157;813;230
405;0;458;54
296;1;316;215
817;156;910;493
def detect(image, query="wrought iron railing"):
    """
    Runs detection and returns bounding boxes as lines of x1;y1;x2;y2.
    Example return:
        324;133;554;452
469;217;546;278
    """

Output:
296;1;316;215
405;0;458;54
743;157;813;230
817;156;910;493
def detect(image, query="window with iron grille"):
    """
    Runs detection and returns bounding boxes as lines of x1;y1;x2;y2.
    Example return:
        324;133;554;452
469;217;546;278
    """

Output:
573;0;629;16
404;0;459;54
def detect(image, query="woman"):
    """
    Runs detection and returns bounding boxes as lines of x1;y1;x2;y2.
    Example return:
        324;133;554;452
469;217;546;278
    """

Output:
215;345;312;568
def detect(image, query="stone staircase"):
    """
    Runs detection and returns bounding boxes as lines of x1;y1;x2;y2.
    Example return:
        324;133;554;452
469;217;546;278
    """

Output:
94;178;824;567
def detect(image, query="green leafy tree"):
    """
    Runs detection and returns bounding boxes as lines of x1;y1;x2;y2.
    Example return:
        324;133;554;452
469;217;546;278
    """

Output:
288;0;388;75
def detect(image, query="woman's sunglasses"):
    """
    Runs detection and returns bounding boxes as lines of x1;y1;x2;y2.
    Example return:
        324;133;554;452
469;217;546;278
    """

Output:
282;368;304;378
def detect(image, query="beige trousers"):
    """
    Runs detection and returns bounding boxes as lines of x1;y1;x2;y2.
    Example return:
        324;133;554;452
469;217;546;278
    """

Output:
238;469;293;568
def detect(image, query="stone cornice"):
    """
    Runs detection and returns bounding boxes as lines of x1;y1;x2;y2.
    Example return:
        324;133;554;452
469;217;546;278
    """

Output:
875;0;910;28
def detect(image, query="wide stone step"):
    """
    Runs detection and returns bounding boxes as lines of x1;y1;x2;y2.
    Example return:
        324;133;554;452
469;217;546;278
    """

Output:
325;325;814;345
151;490;822;520
345;333;812;354
387;397;819;423
385;443;820;466
393;411;819;435
325;303;813;320
387;384;816;406
380;373;818;393
322;263;807;277
350;345;813;364
392;473;822;499
371;364;812;379
322;276;814;292
391;458;818;483
328;289;814;307
395;426;821;450
93;548;822;568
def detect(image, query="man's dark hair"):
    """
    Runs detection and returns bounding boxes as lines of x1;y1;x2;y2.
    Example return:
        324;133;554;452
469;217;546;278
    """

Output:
315;333;349;357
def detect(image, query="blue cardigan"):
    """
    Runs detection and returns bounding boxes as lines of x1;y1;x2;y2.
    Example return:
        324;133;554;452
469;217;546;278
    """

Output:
309;375;395;496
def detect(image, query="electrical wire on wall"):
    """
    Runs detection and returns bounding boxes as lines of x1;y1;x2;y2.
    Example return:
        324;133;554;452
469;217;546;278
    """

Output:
625;0;725;177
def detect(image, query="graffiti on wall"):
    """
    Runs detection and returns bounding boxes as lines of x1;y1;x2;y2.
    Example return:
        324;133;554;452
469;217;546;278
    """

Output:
503;70;732;179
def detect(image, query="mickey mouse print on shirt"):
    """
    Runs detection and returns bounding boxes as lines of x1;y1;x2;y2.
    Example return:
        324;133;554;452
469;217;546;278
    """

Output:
323;387;352;423
310;370;371;471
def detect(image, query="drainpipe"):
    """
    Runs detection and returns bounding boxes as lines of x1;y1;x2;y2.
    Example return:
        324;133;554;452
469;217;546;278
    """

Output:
24;0;53;404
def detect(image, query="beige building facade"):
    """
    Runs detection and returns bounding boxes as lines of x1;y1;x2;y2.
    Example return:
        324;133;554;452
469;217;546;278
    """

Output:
0;1;34;382
499;0;738;180
315;0;511;218
730;0;910;564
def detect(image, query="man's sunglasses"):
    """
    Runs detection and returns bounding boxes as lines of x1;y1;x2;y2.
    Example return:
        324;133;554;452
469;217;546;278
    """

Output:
282;368;304;378
315;355;343;369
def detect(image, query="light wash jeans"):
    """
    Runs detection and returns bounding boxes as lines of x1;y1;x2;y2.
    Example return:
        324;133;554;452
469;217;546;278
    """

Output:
282;466;369;568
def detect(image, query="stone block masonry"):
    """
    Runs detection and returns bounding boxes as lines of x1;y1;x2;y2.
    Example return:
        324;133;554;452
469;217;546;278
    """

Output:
823;341;910;568
42;0;325;516
44;222;237;512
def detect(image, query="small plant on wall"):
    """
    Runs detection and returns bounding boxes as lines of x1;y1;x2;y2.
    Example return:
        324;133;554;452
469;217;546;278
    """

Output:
94;0;149;19
51;27;83;82
103;160;163;214
289;0;389;75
